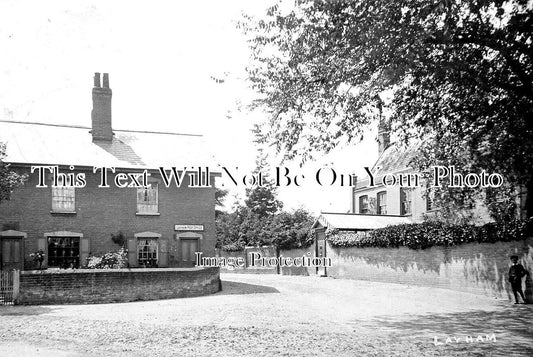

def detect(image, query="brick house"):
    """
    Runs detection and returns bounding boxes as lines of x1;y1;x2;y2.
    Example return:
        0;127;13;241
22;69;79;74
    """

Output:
0;73;217;270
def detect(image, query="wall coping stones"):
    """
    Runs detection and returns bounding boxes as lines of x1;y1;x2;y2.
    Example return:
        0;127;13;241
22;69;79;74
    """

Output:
21;267;211;275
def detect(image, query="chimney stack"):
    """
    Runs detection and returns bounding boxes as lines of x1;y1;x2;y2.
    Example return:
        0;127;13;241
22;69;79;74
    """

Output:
375;96;390;156
377;119;390;156
91;72;113;141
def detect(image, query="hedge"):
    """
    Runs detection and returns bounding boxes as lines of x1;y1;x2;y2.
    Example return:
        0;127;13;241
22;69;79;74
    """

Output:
327;218;533;250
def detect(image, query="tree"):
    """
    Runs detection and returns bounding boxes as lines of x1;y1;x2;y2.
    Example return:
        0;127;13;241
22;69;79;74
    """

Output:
270;209;315;250
215;186;229;218
244;143;283;217
0;143;26;204
241;0;533;219
244;184;283;217
216;206;250;250
216;205;314;251
216;148;313;250
217;152;283;249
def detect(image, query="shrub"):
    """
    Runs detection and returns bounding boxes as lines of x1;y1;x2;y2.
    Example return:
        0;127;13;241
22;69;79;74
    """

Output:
111;231;126;247
327;218;532;250
217;207;314;251
29;249;46;269
221;242;245;252
87;247;128;269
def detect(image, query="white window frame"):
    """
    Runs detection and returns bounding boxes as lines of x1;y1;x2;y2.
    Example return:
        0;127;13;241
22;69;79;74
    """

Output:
377;191;387;215
400;188;412;215
52;186;75;212
359;195;369;214
137;238;159;267
136;182;159;214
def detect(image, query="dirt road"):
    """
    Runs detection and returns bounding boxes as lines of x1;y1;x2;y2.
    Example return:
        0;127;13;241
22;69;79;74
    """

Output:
0;274;531;356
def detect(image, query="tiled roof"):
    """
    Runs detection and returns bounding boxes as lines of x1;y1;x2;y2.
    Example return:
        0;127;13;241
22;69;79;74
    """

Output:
0;120;216;169
353;140;421;189
313;212;411;230
372;140;420;176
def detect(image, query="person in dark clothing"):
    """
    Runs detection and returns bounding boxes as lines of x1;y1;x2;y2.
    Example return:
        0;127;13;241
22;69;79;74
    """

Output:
509;255;529;304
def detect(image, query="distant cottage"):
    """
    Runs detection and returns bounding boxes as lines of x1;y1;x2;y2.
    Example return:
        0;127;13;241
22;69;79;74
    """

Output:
0;73;217;270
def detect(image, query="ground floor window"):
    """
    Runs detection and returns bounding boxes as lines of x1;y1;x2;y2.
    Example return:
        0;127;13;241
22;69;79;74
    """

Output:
377;191;387;215
47;237;80;268
137;239;158;267
400;188;413;215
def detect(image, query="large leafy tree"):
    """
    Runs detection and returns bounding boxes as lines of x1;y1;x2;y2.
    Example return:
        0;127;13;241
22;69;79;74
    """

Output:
0;143;26;204
241;0;533;219
216;148;313;249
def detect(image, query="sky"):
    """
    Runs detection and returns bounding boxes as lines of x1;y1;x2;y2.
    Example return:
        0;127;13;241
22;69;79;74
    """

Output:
0;0;379;214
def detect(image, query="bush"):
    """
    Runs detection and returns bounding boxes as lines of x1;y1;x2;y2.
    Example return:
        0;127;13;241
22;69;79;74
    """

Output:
221;242;245;252
327;218;532;250
111;231;126;247
87;247;128;269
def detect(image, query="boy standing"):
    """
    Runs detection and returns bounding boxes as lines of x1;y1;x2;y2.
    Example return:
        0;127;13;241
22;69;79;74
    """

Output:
509;255;529;304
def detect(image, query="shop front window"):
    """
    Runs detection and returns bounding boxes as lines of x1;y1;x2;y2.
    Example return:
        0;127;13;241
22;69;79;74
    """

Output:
47;237;80;268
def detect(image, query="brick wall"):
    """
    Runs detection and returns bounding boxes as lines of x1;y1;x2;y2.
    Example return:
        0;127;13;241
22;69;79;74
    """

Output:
18;267;220;305
215;238;533;302
0;166;216;269
279;247;315;276
325;238;533;300
253;239;533;301
216;247;278;274
216;247;318;276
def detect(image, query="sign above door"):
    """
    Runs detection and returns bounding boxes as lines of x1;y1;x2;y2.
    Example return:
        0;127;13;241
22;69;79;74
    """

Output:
174;224;204;231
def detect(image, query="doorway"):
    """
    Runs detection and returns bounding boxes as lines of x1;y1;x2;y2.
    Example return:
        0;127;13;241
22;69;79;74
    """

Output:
180;238;199;267
175;232;203;268
1;238;23;271
0;230;26;271
315;228;327;277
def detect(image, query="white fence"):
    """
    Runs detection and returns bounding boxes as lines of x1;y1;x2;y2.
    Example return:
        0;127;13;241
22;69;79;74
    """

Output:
0;270;20;305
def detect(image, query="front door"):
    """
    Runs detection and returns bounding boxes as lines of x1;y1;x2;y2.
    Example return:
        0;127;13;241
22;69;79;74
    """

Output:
1;238;24;271
180;238;199;267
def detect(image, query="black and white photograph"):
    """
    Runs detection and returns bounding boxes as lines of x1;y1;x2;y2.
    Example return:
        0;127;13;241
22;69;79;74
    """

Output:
0;0;532;356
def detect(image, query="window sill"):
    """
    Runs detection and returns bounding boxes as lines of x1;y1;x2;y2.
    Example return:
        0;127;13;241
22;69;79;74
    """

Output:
50;211;77;215
136;212;161;216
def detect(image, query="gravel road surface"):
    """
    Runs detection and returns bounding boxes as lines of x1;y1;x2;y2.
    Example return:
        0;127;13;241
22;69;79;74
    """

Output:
0;274;531;356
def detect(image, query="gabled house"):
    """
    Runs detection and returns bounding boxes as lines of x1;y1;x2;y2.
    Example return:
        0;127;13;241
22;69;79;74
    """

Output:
350;123;499;224
310;117;505;276
0;73;218;270
312;124;434;249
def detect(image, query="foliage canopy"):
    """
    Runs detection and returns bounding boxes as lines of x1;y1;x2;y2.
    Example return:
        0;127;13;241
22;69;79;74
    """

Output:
241;0;533;218
0;143;27;204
